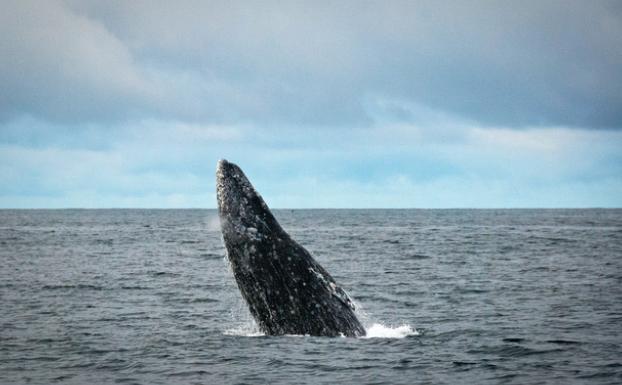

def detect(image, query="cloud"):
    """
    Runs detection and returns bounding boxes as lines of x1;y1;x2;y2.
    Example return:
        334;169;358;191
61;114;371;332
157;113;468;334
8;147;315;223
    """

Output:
1;1;620;127
1;115;620;208
0;1;621;208
0;0;157;123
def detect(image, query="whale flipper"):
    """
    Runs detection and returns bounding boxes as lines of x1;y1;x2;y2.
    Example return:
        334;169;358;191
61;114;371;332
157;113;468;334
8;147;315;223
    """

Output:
216;159;366;337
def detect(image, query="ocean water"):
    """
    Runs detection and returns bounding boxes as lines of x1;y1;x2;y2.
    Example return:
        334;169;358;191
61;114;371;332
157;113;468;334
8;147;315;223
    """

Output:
1;209;621;384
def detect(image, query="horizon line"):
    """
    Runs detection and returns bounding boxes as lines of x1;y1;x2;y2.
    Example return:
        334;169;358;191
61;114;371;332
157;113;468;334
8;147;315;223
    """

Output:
0;207;620;210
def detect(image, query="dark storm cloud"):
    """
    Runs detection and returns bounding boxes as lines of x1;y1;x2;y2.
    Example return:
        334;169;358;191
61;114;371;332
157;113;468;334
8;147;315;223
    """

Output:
1;0;620;128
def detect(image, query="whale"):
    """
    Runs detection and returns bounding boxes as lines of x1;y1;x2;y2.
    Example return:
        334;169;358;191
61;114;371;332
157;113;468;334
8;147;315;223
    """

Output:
216;159;366;337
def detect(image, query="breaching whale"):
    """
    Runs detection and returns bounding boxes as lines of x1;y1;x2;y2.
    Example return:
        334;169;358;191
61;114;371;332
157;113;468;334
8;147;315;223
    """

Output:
216;159;366;337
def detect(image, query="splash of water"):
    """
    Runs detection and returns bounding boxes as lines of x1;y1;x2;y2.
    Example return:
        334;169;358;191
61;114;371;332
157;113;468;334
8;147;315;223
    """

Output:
354;302;417;339
223;322;418;339
223;323;264;337
206;215;221;232
362;323;418;339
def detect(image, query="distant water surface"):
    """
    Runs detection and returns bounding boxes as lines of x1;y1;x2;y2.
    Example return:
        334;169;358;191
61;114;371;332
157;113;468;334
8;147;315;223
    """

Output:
1;209;621;384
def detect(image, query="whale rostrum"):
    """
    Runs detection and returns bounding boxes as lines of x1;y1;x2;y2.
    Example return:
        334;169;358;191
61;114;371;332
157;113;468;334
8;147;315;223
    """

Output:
216;159;366;337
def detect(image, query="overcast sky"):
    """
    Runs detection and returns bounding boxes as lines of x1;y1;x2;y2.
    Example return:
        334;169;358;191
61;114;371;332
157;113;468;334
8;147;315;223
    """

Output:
1;0;621;208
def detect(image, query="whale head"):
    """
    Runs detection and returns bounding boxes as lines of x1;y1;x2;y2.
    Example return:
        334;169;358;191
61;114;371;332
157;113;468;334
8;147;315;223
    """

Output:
216;159;283;249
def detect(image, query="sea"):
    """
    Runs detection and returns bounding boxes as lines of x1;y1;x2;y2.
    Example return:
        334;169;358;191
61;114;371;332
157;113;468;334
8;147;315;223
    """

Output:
1;209;621;384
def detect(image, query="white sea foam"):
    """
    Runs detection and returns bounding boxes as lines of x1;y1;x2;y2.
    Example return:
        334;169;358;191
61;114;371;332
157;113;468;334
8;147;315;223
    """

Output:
223;324;264;337
224;322;418;339
362;323;418;339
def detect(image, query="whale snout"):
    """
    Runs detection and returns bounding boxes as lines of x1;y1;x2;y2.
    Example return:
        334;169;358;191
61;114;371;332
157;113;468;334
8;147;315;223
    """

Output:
216;159;257;222
216;159;235;183
216;159;241;198
217;158;230;173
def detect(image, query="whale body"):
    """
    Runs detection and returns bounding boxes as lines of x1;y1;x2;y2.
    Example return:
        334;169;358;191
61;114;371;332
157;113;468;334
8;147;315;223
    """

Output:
216;159;366;337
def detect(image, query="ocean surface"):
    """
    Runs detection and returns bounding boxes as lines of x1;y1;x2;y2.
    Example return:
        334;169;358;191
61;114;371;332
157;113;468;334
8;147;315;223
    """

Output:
1;209;621;384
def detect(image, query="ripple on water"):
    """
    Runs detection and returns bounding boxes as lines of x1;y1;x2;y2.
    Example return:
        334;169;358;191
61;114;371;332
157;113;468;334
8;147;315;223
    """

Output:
0;209;621;384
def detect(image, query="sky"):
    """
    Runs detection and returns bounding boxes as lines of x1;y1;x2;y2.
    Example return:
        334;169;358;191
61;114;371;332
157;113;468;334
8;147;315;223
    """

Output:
1;0;621;208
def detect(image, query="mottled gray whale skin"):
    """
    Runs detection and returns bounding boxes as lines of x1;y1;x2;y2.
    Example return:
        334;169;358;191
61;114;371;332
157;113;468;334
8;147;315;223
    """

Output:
216;159;366;337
